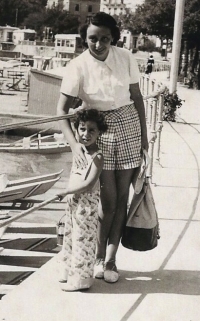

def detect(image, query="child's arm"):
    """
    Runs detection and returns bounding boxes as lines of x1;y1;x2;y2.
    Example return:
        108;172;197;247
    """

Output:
57;154;103;200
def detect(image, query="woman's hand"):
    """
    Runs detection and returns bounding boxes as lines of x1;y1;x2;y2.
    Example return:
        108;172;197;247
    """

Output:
71;142;88;167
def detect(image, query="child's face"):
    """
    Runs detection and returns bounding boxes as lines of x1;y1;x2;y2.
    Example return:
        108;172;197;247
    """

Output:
77;120;100;147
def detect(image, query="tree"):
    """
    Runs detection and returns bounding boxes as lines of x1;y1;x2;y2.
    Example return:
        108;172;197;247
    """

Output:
182;0;200;88
119;0;176;42
119;0;200;89
23;12;46;39
45;6;80;35
0;0;47;27
23;5;80;39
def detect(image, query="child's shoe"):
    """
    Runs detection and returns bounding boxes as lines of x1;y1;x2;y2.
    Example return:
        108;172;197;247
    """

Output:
59;269;68;283
93;258;104;279
60;277;92;292
57;260;68;283
60;283;90;292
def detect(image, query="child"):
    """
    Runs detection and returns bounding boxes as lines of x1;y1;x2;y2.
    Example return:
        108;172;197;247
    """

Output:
57;109;107;292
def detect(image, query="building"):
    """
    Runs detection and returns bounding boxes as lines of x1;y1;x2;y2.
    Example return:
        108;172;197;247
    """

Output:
54;34;83;59
123;0;144;12
100;0;126;15
100;0;145;15
13;29;36;45
47;0;101;23
0;26;18;51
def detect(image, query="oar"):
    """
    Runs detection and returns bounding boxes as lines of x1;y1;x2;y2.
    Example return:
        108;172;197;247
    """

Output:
0;174;8;193
8;127;54;147
0;195;60;231
0;114;75;133
0;226;7;239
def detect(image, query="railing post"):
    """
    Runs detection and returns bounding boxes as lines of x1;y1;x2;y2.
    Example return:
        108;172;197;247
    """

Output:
147;98;157;180
156;94;164;161
141;75;145;95
140;75;166;181
145;77;150;123
151;80;155;92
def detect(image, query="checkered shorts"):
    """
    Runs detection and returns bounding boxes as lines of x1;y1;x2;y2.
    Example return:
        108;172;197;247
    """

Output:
97;103;141;170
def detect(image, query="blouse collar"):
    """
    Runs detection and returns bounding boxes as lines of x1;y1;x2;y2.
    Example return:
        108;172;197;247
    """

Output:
85;47;116;71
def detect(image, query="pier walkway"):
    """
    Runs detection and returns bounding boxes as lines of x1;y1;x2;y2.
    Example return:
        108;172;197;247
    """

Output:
0;71;200;321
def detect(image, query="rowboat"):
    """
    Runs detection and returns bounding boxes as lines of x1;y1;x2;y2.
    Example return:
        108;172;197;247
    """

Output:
0;170;63;203
0;131;71;154
0;140;71;154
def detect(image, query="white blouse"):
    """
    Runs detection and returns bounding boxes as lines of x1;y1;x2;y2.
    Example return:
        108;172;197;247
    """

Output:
60;46;140;111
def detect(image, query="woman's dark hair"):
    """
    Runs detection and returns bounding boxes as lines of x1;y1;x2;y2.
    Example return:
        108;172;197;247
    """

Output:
79;12;120;48
74;109;108;133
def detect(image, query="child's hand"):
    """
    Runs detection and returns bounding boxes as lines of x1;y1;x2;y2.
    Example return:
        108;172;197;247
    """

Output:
67;194;75;204
57;191;68;202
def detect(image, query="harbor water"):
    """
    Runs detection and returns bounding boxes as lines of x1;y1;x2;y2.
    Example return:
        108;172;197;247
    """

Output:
0;133;72;180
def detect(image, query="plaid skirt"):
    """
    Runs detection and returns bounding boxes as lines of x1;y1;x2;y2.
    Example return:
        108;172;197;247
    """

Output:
97;103;141;170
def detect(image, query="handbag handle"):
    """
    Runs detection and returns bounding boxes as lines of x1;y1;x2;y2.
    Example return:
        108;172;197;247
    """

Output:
137;149;150;179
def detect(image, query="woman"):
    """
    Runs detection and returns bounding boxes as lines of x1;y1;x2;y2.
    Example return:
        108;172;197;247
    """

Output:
145;54;154;76
57;12;148;284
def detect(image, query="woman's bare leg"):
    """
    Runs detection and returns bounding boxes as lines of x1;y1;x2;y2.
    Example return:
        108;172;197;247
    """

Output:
96;167;140;261
105;168;139;262
96;170;117;260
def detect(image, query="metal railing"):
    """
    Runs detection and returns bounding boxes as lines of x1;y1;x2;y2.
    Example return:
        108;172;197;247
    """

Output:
140;75;167;180
136;58;170;73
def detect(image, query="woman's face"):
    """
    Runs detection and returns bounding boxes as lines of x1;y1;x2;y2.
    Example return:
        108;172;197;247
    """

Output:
86;24;113;61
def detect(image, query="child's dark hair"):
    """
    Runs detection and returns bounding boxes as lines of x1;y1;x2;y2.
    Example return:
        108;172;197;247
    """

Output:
74;109;108;133
79;12;120;48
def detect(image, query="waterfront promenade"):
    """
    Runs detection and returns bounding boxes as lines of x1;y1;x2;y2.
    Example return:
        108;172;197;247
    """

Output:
0;71;200;321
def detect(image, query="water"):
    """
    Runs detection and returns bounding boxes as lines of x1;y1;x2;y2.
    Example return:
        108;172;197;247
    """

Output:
0;133;72;182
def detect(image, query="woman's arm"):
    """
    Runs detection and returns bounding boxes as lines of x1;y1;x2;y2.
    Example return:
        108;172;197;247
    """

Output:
130;83;149;151
57;93;87;166
58;154;103;199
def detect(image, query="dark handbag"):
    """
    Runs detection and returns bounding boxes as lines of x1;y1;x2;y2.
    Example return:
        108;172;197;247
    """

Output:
121;151;160;251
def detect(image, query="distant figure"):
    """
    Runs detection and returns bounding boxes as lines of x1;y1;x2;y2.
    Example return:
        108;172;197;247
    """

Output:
145;55;154;76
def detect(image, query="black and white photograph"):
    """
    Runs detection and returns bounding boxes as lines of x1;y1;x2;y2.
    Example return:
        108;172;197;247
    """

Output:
0;0;200;320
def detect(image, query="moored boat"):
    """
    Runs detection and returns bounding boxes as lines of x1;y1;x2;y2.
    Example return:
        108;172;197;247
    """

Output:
0;141;71;154
0;170;63;203
0;132;71;154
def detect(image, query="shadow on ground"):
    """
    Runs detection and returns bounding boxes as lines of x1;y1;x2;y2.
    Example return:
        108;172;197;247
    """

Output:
89;269;200;296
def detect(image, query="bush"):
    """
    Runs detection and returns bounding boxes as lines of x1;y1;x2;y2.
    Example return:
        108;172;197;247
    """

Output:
138;39;156;52
163;90;184;122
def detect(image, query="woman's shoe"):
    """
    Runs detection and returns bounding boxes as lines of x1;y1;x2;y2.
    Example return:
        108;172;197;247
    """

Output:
104;261;119;283
94;258;105;279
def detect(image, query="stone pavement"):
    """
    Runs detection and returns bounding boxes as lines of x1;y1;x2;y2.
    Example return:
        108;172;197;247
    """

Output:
0;72;200;321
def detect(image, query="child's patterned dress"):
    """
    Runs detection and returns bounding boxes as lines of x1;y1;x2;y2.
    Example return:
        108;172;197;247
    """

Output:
61;149;102;288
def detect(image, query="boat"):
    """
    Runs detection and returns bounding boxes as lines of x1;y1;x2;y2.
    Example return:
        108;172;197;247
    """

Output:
0;133;71;154
0;170;63;203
